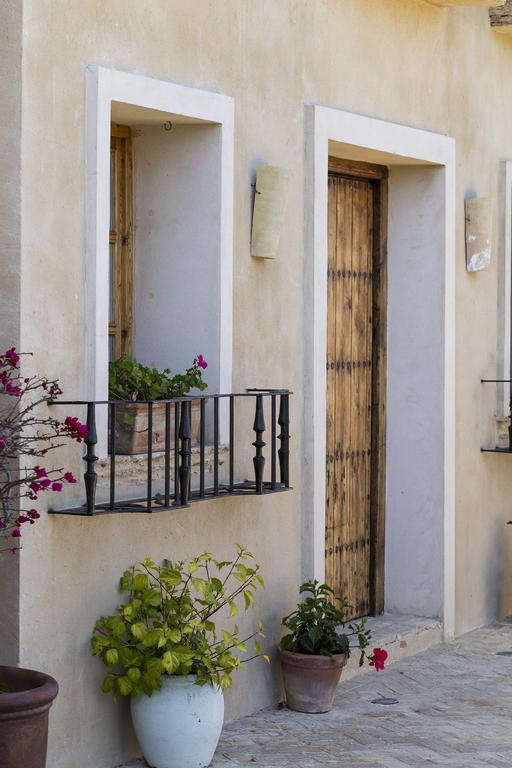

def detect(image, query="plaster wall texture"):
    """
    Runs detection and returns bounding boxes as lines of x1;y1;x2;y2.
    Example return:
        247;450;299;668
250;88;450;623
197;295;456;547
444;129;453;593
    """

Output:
5;1;512;766
0;0;22;667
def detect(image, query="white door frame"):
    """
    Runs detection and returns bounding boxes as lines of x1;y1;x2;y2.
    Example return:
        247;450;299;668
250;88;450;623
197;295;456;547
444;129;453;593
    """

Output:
303;106;456;639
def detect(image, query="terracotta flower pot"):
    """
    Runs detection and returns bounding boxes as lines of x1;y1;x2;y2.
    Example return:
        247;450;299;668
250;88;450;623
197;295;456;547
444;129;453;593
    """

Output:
279;648;347;713
109;400;202;455
0;665;58;768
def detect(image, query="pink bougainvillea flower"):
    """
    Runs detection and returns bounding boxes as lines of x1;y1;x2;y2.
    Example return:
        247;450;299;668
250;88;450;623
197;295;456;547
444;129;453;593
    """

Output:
51;482;63;492
28;510;41;520
30;481;41;493
0;438;5;451
39;478;51;489
195;354;208;370
369;647;388;671
10;548;18;555
64;471;76;484
64;416;88;442
34;466;48;479
5;347;20;367
0;520;6;529
11;528;21;538
16;515;30;525
5;381;21;396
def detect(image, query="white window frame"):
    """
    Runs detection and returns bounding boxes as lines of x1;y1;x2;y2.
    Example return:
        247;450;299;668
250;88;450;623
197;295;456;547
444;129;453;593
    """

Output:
84;66;234;416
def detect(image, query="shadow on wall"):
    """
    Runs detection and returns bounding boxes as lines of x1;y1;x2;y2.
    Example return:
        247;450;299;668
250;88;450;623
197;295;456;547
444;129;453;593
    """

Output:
499;515;512;620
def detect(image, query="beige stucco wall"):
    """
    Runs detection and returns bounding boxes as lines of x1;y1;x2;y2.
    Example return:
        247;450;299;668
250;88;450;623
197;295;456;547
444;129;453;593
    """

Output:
7;1;512;766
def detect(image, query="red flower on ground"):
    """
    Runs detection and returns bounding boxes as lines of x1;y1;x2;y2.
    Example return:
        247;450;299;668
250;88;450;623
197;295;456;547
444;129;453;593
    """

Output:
369;647;388;671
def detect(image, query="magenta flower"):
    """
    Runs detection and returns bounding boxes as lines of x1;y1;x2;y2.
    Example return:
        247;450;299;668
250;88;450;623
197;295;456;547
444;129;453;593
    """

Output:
0;520;6;530
16;515;30;525
64;416;88;443
39;478;51;489
5;381;21;396
34;466;48;479
30;481;41;493
0;439;5;451
28;510;41;520
11;529;21;538
10;548;18;555
51;482;63;492
64;471;76;484
5;347;20;367
195;354;208;370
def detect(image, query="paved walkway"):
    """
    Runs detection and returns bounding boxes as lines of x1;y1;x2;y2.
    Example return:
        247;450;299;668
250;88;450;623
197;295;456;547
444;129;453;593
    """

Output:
120;623;512;768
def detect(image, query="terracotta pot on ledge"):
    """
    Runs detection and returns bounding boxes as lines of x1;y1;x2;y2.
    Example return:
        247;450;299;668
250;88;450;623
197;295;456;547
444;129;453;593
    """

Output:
0;665;58;768
279;648;347;713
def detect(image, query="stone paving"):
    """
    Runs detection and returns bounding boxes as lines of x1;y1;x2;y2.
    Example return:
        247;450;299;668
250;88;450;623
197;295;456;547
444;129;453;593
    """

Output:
119;623;512;768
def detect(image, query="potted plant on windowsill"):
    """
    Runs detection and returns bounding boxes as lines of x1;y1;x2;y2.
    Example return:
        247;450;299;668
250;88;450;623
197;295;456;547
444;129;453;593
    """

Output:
279;581;388;714
108;354;208;455
0;347;88;768
91;546;268;768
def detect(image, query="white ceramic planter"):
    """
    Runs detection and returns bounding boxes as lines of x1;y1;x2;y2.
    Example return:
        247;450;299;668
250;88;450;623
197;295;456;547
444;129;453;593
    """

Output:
130;675;224;768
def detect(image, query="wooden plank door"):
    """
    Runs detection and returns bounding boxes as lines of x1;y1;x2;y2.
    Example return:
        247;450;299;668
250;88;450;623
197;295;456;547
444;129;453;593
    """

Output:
325;158;387;620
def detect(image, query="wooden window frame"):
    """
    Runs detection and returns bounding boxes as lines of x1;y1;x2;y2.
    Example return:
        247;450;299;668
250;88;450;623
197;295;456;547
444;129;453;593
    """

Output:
327;157;388;615
109;122;133;360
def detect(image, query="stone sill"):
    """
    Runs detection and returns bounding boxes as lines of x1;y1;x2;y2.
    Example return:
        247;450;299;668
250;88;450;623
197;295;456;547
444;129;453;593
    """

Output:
425;0;505;7
490;0;512;29
94;444;230;505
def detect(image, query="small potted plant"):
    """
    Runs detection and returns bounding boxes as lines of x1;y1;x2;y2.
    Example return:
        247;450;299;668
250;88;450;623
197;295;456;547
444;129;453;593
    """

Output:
0;347;88;768
91;545;268;768
279;580;388;713
108;354;208;454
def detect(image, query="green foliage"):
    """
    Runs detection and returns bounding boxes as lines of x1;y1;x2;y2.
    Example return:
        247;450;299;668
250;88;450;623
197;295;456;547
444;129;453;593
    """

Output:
109;356;207;401
91;546;268;698
280;580;372;666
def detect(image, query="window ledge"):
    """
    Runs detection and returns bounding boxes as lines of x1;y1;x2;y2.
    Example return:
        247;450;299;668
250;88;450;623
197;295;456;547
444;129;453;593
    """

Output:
490;0;512;29
425;0;504;6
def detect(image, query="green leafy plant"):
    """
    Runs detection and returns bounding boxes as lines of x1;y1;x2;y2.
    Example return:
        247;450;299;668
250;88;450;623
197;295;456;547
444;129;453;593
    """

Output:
280;580;385;669
109;355;207;401
91;546;268;697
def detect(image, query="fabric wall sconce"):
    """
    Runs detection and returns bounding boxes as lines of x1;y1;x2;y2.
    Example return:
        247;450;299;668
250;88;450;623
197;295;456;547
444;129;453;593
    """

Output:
251;165;291;259
465;198;492;273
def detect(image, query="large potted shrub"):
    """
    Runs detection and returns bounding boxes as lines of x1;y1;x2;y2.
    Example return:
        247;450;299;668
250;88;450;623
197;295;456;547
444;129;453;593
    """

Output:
108;354;208;454
0;347;88;768
279;581;388;713
91;546;268;768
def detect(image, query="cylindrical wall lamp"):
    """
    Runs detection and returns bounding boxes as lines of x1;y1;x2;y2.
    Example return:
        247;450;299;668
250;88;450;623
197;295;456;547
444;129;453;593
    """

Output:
251;165;291;259
465;197;492;272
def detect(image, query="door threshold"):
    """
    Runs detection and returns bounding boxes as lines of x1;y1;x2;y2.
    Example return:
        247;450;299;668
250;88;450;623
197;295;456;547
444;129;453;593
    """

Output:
341;613;442;681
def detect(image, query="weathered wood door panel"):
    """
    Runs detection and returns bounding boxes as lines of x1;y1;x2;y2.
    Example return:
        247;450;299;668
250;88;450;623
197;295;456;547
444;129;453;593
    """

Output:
325;160;387;620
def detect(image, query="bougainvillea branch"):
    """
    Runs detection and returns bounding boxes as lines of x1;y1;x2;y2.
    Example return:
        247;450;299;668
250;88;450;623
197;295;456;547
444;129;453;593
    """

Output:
0;348;87;554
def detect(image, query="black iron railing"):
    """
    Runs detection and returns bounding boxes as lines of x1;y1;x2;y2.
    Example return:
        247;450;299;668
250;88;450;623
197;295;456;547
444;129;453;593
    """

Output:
48;390;291;516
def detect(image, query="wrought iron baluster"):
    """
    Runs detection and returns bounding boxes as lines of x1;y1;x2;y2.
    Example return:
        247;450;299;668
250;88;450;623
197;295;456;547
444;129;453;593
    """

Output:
179;400;192;505
174;402;179;504
200;399;206;498
253;394;266;494
229;395;234;492
271;395;277;489
278;393;290;487
109;402;116;510
147;402;153;511
213;397;219;496
84;403;98;515
164;402;171;506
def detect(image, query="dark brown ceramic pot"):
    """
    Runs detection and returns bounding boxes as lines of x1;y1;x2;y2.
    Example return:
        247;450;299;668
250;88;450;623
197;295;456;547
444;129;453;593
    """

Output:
279;648;347;713
0;666;58;768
